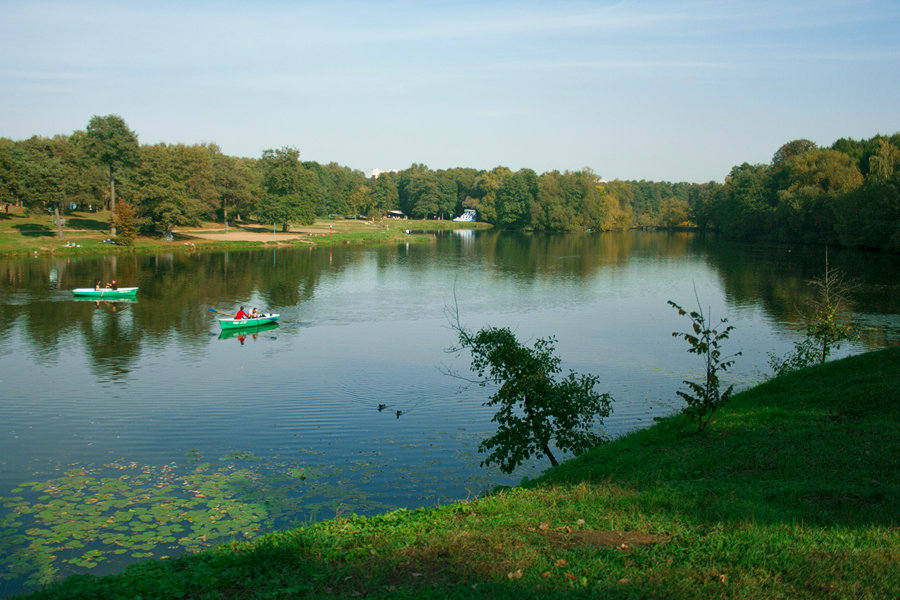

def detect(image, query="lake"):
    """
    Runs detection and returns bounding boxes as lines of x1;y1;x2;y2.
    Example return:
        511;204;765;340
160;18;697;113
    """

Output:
1;230;898;596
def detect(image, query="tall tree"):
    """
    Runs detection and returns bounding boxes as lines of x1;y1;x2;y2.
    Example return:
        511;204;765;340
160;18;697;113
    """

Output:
715;163;775;237
775;148;863;243
257;147;317;231
20;139;68;237
660;197;691;228
84;115;139;236
123;143;205;238
867;138;900;182
602;179;636;230
772;139;818;166
401;167;447;218
496;170;535;229
17;136;93;238
311;162;365;217
369;171;399;216
212;149;259;225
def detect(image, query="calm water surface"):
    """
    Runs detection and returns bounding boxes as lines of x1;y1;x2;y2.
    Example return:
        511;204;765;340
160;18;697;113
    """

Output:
1;231;898;595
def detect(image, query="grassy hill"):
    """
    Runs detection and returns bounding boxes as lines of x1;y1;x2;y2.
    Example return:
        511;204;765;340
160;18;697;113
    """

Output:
17;348;899;599
0;208;490;255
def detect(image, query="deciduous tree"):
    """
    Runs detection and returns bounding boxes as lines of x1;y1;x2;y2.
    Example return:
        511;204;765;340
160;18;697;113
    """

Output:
448;313;613;473
124;143;205;238
84;115;139;236
257;147;318;231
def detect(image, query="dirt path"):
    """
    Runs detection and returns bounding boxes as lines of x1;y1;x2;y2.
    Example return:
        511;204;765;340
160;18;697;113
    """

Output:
180;229;321;242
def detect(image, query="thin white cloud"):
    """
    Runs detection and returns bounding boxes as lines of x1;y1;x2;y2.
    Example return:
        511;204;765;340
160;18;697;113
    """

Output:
1;0;898;181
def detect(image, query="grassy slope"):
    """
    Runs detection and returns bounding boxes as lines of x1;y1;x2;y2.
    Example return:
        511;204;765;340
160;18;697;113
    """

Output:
19;349;899;599
0;209;491;255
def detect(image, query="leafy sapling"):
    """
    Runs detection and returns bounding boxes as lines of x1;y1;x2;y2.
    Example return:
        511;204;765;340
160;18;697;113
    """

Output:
669;298;741;433
767;250;857;377
447;308;613;473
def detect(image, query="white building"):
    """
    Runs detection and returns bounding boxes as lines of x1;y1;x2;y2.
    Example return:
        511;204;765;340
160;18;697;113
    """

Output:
365;168;399;179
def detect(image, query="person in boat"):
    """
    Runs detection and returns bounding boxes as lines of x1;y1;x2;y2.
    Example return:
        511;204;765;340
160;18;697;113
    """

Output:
250;308;259;318
94;281;101;291
234;306;249;320
105;280;118;290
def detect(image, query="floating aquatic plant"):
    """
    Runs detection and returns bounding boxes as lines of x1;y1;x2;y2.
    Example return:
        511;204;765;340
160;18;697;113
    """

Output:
0;453;394;590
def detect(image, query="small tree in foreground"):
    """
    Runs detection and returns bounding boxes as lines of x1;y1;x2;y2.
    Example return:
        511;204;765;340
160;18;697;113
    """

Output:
768;251;857;377
803;255;857;364
669;297;741;433
448;318;613;473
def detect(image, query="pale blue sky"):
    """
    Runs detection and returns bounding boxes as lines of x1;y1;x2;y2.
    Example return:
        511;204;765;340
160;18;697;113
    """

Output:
2;0;899;182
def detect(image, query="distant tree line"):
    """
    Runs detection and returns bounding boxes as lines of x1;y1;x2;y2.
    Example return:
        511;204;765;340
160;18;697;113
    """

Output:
1;115;897;250
701;135;900;251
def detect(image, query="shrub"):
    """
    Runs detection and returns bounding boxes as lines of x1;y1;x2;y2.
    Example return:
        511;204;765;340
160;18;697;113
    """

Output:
669;298;741;433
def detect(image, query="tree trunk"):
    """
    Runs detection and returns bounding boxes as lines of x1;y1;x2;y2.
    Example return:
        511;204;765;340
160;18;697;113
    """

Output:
524;394;558;467
109;167;117;237
543;444;558;467
54;204;63;239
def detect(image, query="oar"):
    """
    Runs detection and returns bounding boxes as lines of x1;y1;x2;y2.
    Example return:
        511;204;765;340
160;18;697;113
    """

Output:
208;308;236;318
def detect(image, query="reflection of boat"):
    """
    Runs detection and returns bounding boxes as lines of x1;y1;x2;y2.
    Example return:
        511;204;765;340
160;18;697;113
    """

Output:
72;287;138;298
219;321;280;340
453;209;476;222
73;296;137;303
218;314;280;330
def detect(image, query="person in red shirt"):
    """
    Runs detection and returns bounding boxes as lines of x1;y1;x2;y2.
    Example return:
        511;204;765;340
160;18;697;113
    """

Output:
234;306;248;319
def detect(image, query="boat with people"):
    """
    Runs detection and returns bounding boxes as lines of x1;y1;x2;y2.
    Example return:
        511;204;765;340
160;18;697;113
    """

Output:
453;208;477;222
72;287;138;298
218;313;280;330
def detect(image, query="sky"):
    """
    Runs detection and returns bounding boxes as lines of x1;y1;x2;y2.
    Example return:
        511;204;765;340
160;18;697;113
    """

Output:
2;0;899;183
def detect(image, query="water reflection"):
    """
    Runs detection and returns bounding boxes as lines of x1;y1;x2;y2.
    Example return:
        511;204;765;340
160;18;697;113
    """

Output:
219;322;280;342
1;233;898;381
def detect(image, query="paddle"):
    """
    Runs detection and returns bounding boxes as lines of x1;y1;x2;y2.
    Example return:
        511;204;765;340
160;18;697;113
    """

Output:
208;308;236;318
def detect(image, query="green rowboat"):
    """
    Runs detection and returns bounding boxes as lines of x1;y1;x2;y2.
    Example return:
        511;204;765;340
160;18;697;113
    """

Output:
72;287;138;298
218;314;280;330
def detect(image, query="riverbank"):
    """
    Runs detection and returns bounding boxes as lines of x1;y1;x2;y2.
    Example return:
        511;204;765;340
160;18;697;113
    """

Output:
0;209;492;255
16;348;898;599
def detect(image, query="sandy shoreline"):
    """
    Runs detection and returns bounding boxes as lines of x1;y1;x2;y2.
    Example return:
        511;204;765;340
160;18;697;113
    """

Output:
180;229;322;242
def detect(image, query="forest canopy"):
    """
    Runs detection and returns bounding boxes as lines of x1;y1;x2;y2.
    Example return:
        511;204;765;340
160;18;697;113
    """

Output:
1;115;898;251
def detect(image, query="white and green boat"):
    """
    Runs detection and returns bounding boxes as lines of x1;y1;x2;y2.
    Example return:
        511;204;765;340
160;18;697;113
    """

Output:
72;287;138;298
218;314;280;330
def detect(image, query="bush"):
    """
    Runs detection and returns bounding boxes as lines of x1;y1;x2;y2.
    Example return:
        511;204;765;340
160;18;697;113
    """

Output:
113;201;138;246
767;251;857;376
669;298;741;432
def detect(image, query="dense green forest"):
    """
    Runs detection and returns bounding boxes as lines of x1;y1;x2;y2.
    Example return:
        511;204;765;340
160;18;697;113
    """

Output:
2;115;898;251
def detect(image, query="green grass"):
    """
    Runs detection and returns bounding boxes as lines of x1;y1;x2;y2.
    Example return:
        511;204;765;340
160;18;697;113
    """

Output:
13;348;899;599
0;209;489;255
